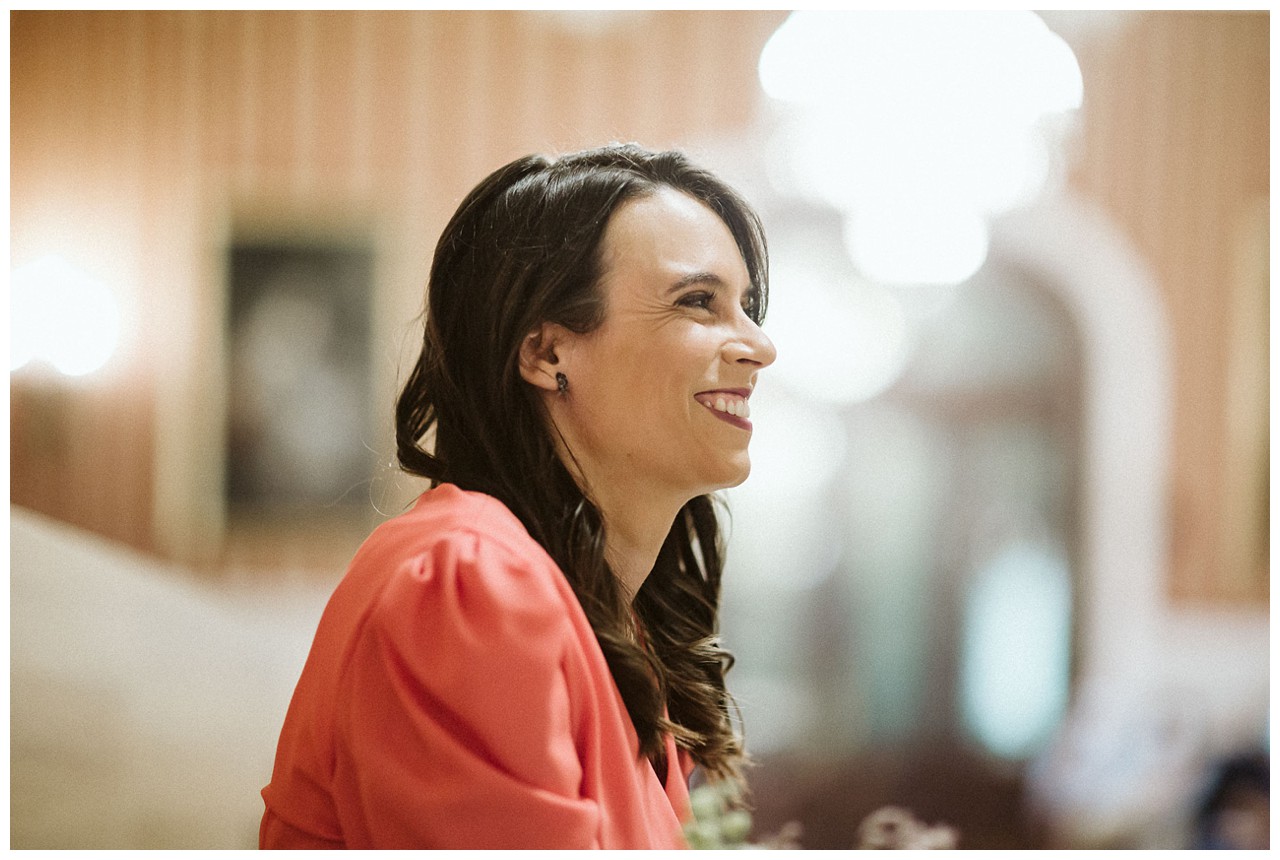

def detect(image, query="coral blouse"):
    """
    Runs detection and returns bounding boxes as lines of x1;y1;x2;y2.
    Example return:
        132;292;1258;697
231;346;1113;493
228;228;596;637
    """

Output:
260;483;692;849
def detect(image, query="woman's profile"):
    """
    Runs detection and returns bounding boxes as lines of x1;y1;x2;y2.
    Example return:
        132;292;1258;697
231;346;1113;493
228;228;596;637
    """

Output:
259;143;777;849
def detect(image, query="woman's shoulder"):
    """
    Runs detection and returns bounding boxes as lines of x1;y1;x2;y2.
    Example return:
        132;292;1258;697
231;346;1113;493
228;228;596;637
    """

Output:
365;482;541;558
323;484;585;714
341;483;572;637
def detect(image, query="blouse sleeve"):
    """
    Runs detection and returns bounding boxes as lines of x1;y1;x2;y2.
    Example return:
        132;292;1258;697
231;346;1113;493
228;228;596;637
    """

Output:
331;530;601;848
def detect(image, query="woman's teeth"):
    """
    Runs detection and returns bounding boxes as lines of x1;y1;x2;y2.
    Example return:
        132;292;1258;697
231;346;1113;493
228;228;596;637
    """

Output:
710;397;749;419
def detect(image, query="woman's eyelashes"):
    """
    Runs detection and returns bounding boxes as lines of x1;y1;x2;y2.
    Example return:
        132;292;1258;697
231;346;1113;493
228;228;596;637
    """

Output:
677;290;716;311
675;288;756;320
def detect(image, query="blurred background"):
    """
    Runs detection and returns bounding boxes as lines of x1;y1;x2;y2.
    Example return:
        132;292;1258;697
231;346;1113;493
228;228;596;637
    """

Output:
9;10;1269;850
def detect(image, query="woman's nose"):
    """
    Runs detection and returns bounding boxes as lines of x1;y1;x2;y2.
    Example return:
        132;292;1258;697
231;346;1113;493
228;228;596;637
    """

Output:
725;317;777;368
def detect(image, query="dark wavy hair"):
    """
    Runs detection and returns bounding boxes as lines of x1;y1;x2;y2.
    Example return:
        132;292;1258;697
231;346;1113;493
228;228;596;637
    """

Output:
395;143;768;782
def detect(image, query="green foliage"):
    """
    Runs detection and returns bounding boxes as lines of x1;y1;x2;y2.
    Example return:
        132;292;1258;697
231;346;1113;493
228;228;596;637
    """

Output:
683;781;753;849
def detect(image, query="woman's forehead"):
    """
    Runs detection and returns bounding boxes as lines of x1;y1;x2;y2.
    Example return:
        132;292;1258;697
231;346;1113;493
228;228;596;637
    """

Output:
597;187;750;295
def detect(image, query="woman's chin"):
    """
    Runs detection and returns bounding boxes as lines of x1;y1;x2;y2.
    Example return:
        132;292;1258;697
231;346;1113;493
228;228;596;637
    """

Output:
702;456;752;493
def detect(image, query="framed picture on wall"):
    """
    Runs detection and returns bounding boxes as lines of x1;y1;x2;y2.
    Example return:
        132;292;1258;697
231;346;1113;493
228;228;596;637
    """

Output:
225;238;376;523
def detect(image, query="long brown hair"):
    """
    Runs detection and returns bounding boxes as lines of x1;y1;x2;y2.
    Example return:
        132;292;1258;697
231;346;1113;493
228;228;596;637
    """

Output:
395;144;767;782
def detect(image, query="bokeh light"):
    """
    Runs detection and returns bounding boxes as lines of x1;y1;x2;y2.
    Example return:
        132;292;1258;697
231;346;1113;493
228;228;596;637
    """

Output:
11;255;122;377
764;253;912;405
960;538;1073;759
843;203;990;287
759;10;1083;286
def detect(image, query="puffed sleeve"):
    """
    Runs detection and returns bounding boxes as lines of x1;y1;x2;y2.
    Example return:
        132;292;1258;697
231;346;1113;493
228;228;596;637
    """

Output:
330;530;601;848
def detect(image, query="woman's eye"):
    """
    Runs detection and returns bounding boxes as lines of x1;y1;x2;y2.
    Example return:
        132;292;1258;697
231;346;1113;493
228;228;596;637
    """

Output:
678;291;715;310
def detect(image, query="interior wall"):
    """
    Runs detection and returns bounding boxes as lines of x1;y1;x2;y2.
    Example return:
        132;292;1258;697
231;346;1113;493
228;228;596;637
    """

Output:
9;10;788;568
9;10;1269;605
1064;11;1269;604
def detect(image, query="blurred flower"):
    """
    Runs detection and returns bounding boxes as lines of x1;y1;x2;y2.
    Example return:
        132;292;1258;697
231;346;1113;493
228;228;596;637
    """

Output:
856;806;959;849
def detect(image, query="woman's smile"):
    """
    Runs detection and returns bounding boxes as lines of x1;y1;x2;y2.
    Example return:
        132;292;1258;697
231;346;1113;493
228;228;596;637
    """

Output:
694;389;753;431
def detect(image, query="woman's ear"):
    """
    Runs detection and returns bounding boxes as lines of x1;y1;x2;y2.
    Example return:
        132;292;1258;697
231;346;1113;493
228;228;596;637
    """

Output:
518;322;568;392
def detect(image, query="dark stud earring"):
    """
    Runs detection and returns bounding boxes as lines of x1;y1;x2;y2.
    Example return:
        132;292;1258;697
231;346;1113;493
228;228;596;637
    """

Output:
555;372;568;394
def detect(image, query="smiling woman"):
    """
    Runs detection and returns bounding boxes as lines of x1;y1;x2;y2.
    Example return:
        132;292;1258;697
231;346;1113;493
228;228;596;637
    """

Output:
525;185;776;598
260;144;775;849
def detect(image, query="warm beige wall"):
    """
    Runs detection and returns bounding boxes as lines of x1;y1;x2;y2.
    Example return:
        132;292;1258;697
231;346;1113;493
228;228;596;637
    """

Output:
9;10;787;568
10;11;1268;602
1065;11;1269;603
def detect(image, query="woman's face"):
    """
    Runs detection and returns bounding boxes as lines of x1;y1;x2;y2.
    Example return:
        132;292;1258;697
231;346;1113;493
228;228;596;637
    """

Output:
553;186;776;503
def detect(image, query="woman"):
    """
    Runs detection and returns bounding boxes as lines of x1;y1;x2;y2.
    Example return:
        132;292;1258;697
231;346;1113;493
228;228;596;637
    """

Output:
260;143;776;849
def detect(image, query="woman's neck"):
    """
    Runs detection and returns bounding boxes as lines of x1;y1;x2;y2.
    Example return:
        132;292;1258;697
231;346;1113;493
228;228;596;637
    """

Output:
583;475;684;603
549;421;687;601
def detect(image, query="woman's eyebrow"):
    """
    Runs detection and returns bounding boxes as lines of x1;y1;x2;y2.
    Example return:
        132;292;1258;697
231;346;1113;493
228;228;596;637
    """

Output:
665;271;725;295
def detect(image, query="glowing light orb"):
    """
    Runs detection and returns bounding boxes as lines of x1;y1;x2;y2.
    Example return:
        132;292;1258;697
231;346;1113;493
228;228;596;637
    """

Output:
765;255;912;404
844;205;990;286
758;11;1083;287
11;255;122;376
959;539;1072;759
